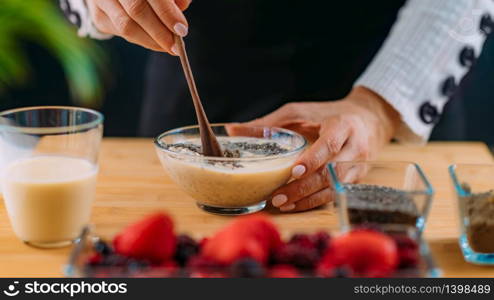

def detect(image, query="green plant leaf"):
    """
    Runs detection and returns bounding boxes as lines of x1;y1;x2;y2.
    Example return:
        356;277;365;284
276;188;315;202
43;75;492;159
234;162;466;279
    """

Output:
0;0;106;105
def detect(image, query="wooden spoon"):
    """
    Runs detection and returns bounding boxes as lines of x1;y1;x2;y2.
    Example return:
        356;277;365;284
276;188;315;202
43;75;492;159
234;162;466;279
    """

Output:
174;35;223;157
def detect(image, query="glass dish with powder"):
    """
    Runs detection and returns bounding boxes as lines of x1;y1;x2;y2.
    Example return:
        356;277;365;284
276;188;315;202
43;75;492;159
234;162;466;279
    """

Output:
450;164;494;265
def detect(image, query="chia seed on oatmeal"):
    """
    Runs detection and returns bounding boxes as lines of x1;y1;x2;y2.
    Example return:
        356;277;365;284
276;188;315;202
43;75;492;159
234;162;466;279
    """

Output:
164;140;289;158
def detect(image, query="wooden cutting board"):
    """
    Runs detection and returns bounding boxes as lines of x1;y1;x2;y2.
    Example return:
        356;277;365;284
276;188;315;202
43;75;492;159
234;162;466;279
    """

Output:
0;139;493;277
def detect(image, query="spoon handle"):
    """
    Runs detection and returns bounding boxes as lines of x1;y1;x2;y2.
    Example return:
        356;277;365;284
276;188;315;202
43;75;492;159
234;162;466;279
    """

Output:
174;35;223;157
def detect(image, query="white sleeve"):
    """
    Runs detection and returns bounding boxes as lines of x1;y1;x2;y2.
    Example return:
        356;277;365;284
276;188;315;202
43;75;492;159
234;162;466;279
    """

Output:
59;0;113;39
354;0;494;144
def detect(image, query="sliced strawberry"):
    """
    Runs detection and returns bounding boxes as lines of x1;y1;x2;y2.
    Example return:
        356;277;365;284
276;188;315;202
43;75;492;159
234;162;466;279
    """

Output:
202;228;269;264
320;230;398;278
113;213;176;264
201;214;280;265
230;214;282;250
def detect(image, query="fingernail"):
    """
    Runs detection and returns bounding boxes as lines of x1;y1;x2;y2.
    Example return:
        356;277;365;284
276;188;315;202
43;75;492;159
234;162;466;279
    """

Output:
280;203;296;212
173;23;188;37
171;43;179;56
292;165;306;178
272;194;288;207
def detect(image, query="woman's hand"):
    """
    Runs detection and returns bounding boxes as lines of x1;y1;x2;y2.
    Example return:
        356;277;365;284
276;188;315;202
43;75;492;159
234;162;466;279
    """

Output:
86;0;191;54
233;87;401;213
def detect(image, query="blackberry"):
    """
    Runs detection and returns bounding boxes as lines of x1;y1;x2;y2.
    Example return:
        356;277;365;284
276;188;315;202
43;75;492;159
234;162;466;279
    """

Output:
93;240;112;256
230;258;265;278
275;244;319;270
333;267;352;278
126;259;150;273
100;254;129;266
391;235;418;250
174;234;200;267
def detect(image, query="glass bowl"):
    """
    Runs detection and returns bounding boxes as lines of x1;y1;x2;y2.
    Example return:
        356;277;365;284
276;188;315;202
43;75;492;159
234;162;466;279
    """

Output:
154;124;307;215
65;226;441;278
449;164;494;265
328;161;434;234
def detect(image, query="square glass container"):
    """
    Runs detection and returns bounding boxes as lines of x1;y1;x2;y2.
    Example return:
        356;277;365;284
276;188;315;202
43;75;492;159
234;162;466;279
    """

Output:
449;164;494;265
328;161;434;234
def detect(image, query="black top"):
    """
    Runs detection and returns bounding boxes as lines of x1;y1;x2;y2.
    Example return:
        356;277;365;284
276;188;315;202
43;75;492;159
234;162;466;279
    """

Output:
138;0;407;136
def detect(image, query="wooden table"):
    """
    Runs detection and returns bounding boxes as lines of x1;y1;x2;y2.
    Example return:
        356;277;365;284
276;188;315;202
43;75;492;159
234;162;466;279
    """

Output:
1;139;494;277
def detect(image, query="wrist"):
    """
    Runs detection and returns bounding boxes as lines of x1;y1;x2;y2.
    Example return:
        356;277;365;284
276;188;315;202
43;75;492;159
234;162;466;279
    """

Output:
346;86;401;142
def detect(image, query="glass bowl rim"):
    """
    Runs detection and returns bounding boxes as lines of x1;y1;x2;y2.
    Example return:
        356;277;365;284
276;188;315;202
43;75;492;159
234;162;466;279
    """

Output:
448;163;494;197
327;161;434;196
154;123;308;162
0;106;104;134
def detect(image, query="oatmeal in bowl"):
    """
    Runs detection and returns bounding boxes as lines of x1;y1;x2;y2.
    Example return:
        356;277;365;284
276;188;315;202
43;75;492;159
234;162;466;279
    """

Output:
154;124;307;215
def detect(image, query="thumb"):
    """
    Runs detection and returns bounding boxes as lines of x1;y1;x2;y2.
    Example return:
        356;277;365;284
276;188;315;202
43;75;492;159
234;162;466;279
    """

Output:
291;118;350;179
175;0;192;10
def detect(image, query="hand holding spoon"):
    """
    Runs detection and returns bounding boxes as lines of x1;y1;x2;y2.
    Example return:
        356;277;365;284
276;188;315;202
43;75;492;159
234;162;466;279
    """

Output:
174;35;223;157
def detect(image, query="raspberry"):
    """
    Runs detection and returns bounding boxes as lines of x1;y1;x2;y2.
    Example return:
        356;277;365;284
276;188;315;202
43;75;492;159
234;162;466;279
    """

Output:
398;248;419;269
311;231;331;255
230;258;265;278
86;253;103;266
391;235;418;251
287;232;331;257
274;243;319;269
174;234;199;267
289;234;313;248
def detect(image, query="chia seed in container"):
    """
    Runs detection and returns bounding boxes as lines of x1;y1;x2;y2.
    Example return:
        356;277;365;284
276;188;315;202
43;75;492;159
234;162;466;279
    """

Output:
343;184;420;227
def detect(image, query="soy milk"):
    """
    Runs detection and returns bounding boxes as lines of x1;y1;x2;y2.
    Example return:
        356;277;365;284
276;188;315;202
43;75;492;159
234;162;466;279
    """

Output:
2;156;97;247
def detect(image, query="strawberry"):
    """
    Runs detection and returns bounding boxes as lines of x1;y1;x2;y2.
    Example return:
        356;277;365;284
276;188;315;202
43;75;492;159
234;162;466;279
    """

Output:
113;213;176;264
201;214;281;265
202;228;269;264
269;265;300;278
319;230;398;278
229;214;282;250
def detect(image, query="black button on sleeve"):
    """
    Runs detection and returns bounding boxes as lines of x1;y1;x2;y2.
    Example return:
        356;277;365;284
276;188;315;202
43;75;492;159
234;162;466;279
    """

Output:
419;102;440;125
59;0;82;29
459;46;476;68
480;14;493;35
441;76;457;98
69;12;82;28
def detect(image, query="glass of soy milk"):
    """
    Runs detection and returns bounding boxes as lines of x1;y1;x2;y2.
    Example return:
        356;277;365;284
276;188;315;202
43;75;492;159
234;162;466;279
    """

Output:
0;106;103;248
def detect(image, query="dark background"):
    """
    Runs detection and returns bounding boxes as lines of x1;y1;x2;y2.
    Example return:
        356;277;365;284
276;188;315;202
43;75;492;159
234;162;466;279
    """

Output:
0;19;493;143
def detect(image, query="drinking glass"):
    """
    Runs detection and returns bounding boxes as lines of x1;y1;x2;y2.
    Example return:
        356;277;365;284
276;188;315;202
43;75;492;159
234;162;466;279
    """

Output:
0;106;103;248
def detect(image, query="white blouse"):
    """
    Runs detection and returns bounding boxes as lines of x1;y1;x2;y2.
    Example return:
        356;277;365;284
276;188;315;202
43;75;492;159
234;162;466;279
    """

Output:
355;0;494;143
61;0;494;143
